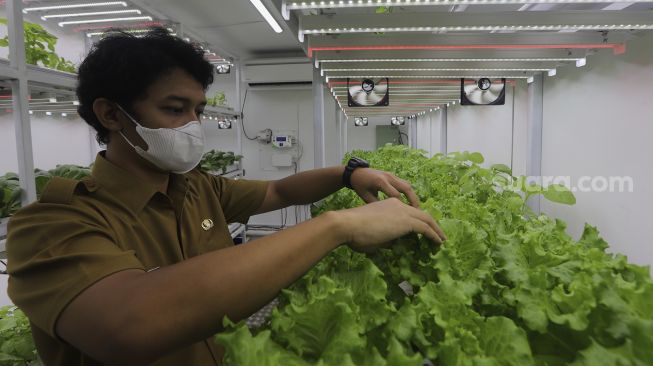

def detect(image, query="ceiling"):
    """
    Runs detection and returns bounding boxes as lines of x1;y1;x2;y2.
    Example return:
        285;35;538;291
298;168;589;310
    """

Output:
135;0;305;59
10;1;653;118
273;0;653;117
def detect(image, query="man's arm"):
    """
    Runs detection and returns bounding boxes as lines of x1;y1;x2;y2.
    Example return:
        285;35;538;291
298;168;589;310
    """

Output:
254;166;421;214
56;199;443;365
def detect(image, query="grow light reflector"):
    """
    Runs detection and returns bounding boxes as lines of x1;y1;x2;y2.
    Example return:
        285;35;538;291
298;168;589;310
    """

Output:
218;119;233;129
354;117;368;126
390;116;405;126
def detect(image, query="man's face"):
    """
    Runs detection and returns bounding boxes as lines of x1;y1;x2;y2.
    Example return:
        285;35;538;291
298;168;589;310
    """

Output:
113;68;207;151
130;68;207;129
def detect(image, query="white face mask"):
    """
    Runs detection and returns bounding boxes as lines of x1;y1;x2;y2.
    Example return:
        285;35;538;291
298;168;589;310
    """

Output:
117;105;205;174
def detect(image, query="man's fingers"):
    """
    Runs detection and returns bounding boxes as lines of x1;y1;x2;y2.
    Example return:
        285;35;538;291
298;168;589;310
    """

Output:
410;218;442;245
380;182;403;201
393;178;420;208
406;206;447;242
359;190;379;204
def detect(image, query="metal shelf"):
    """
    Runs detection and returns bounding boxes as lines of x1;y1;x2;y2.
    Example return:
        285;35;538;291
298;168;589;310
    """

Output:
204;105;240;118
0;59;77;90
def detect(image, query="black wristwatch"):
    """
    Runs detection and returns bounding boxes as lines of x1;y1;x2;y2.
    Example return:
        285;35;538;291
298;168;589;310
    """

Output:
342;157;370;189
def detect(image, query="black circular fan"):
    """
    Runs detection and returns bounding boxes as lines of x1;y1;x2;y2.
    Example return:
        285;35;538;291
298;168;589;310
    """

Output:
348;78;390;107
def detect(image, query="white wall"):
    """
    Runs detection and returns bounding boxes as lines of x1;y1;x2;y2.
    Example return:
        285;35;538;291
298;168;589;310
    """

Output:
540;32;653;269
446;85;523;168
0;114;97;173
237;86;340;226
415;110;445;157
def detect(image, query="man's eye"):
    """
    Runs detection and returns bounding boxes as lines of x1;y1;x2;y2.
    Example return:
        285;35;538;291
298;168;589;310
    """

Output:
165;107;183;114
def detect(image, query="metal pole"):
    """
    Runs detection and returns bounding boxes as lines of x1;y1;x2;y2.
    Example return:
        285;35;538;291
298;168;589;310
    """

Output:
235;59;243;157
336;103;342;162
342;113;348;160
312;67;326;168
410;117;417;148
527;73;544;213
440;107;448;155
8;0;37;205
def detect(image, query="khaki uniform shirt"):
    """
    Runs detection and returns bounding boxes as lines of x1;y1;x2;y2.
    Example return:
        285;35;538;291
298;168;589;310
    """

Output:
6;152;268;365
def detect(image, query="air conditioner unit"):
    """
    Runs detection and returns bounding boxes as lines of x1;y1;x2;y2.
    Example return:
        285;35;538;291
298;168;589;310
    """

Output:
243;57;312;87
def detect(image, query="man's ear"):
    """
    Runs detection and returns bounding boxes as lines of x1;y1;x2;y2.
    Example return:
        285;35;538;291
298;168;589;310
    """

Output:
93;98;124;132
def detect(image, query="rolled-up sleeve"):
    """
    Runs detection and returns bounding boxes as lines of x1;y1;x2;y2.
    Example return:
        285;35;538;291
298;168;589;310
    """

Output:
209;175;269;224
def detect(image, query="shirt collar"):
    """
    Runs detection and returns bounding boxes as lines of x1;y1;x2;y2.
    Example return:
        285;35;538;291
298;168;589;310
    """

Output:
91;152;188;213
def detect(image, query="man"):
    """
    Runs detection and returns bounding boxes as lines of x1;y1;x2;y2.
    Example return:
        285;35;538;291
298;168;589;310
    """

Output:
7;29;445;365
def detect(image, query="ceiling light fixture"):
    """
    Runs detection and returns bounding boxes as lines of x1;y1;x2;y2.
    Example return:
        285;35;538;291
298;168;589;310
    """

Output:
548;69;557;77
576;58;587;67
318;58;584;63
42;9;141;20
326;75;531;81
302;24;653;36
286;0;647;9
249;0;283;33
58;16;153;27
308;43;625;57
23;2;128;13
322;68;549;72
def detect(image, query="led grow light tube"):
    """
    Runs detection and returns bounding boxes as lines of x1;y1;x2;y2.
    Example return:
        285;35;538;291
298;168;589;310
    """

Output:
24;2;128;13
302;24;653;35
322;68;549;72
86;28;176;37
286;0;648;10
318;58;583;63
309;44;624;57
325;75;531;81
43;9;141;20
249;0;283;33
59;16;153;27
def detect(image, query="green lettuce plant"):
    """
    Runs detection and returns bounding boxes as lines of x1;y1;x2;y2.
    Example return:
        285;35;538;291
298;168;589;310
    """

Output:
0;19;76;73
0;306;38;365
217;145;653;366
199;150;242;174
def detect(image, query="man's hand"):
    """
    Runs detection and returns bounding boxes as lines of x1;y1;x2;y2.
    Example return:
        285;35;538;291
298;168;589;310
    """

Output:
350;168;421;208
335;198;447;252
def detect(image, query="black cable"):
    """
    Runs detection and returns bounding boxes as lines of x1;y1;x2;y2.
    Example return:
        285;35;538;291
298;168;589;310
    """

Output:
240;88;257;141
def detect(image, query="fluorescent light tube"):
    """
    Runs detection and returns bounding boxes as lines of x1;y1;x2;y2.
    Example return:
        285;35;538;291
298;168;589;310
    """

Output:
58;16;153;27
249;0;283;33
576;58;587;67
24;2;128;13
42;9;141;20
548;69;557;77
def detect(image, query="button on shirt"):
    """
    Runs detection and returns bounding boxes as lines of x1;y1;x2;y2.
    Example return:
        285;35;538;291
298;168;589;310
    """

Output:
6;152;269;365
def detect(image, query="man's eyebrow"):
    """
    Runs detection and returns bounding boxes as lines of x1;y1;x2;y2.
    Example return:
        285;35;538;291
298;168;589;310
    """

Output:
163;95;207;107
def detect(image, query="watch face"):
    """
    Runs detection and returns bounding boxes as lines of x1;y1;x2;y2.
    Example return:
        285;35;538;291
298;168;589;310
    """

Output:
349;157;369;168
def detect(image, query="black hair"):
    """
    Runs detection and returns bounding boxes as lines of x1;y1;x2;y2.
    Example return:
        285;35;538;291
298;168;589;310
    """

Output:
76;27;214;144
